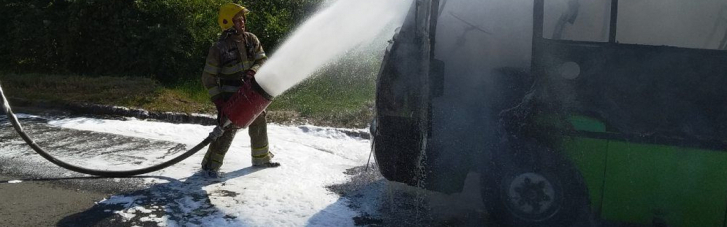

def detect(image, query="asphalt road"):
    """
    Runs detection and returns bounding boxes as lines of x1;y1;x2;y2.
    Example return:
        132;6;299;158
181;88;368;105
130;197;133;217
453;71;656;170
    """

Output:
0;115;172;227
0;174;110;227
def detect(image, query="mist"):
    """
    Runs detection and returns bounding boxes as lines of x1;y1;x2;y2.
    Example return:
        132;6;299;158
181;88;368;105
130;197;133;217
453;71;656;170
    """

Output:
428;0;535;166
255;0;412;97
428;0;727;154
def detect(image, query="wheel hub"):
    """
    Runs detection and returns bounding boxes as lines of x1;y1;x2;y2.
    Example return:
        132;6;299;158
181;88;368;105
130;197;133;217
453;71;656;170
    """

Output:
507;172;556;217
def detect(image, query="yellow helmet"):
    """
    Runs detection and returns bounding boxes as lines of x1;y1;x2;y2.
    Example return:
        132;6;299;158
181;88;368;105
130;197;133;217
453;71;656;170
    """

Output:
218;3;250;31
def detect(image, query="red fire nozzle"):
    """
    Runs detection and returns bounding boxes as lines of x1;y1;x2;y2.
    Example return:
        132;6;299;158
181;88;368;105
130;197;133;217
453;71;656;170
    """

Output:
221;78;274;128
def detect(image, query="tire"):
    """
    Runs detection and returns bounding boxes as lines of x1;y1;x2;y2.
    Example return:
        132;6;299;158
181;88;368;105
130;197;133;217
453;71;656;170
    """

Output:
481;136;590;227
373;116;421;186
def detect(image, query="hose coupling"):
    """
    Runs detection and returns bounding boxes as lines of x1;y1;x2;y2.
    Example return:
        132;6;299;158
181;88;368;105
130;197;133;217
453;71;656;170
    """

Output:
209;126;225;141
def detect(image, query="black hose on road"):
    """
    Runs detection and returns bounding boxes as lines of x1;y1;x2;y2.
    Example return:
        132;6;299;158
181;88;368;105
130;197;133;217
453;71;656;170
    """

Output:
0;83;220;177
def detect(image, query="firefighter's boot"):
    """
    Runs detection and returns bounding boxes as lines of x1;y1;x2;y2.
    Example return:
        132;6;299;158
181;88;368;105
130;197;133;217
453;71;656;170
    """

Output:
249;112;280;168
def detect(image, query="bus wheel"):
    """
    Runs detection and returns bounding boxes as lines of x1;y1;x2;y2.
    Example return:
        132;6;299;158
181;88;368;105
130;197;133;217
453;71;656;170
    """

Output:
480;137;590;227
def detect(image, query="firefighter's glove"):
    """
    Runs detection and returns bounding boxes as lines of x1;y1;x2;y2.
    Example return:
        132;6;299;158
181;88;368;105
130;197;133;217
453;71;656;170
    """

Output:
213;98;226;109
244;70;256;81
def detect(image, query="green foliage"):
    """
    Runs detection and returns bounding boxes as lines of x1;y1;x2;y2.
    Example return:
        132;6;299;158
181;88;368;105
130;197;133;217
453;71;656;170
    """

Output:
173;78;211;103
0;0;321;84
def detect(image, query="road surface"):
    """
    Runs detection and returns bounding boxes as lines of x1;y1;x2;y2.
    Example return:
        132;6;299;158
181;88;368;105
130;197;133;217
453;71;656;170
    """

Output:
0;113;492;227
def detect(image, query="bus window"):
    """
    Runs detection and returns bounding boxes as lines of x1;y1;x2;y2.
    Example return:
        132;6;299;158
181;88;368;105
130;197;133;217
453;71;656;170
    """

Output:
617;0;727;50
543;0;611;42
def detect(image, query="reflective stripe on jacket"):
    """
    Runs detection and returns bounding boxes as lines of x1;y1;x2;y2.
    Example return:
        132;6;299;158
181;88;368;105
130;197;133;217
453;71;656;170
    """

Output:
202;31;268;100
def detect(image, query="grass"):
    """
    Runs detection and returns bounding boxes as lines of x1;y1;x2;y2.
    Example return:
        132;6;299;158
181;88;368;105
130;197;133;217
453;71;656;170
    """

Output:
270;71;376;128
0;73;217;114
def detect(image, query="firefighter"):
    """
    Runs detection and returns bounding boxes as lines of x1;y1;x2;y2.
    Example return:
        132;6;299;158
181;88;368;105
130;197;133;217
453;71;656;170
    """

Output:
200;3;280;177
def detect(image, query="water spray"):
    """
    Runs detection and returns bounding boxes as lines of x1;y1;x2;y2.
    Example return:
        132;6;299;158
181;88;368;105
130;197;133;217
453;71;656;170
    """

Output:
222;0;412;127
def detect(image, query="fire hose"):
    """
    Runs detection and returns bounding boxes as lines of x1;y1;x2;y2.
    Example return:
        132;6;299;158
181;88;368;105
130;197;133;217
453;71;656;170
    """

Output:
0;79;272;177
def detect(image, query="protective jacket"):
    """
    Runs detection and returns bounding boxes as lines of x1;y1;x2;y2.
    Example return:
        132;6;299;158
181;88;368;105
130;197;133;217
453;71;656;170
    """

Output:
202;30;267;101
200;29;274;171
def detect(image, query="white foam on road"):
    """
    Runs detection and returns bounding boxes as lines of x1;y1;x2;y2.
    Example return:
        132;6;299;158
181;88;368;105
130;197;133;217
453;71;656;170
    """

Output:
46;117;371;226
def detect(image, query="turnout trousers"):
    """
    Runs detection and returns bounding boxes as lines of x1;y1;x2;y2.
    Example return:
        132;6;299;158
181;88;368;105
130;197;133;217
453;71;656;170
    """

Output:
201;109;274;171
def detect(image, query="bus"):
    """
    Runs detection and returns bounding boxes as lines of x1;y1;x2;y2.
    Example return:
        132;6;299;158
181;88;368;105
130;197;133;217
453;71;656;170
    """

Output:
372;0;727;226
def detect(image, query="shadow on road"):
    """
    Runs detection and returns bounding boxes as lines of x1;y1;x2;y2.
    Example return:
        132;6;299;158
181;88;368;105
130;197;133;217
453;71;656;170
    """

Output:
0;176;177;185
308;165;490;227
56;167;262;227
